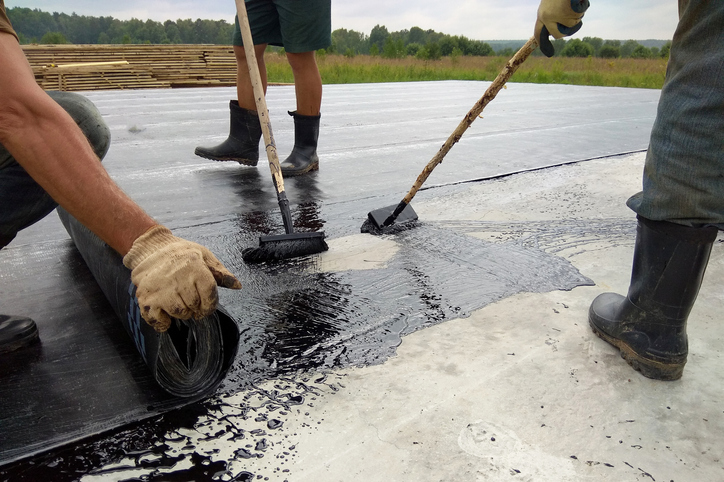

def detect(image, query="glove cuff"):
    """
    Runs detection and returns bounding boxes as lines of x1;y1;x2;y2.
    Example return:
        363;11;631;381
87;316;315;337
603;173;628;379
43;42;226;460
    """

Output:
122;225;176;270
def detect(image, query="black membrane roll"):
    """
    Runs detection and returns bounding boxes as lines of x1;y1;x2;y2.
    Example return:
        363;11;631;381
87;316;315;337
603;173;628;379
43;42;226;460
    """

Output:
57;208;239;397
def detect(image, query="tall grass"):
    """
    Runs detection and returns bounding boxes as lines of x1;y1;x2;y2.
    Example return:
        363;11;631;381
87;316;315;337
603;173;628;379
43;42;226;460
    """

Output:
264;52;668;89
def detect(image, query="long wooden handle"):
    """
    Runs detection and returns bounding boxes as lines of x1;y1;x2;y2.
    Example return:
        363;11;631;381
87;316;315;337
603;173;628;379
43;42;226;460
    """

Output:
235;0;286;196
402;37;538;204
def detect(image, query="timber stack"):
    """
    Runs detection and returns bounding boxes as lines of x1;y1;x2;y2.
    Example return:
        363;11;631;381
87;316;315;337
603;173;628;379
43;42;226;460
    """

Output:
21;44;238;91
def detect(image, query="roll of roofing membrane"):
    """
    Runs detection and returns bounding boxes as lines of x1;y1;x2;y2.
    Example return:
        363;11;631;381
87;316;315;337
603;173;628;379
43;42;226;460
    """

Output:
57;208;239;398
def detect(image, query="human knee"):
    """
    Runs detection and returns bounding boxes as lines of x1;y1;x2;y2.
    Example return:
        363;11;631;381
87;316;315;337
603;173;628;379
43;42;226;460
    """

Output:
286;51;317;73
47;91;111;161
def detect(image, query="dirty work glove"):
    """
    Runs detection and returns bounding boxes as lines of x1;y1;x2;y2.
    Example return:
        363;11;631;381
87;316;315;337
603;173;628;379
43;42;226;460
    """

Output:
123;225;242;332
535;0;590;57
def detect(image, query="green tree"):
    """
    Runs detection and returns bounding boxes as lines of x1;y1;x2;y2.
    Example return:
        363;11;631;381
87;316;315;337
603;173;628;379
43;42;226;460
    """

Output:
406;42;422;56
331;28;368;55
438;36;458;56
382;36;405;58
598;45;619;58
630;45;652;59
550;38;567;56
408;26;426;45
561;38;594;57
40;31;69;44
582;36;603;56
620;39;640;58
425;41;441;60
450;46;462;64
369;24;389;53
660;40;672;59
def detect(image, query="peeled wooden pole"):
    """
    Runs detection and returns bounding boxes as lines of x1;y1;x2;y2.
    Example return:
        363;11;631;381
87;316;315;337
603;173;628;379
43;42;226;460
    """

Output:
366;37;539;231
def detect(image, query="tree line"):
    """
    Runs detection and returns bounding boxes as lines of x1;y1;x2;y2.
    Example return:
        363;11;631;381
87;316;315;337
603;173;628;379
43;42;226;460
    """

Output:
8;6;669;60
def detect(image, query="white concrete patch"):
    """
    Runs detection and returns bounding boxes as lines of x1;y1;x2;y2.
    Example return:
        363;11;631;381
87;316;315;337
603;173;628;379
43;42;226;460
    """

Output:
314;234;399;272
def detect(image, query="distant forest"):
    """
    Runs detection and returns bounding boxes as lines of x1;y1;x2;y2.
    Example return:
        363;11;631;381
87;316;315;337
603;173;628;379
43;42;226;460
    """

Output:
7;7;671;59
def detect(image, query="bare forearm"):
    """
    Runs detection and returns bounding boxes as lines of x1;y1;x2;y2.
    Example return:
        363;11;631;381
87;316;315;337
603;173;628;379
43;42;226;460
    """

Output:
4;102;155;254
0;34;155;255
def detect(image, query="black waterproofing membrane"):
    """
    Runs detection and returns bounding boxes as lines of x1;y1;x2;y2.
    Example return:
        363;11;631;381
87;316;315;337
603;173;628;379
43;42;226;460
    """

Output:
0;210;239;466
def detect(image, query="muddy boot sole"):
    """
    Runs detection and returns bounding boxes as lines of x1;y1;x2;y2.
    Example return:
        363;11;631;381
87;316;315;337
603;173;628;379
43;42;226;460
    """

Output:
589;320;685;381
281;160;319;177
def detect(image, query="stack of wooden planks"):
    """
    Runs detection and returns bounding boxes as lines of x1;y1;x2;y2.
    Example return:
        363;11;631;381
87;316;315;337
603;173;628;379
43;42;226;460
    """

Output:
21;44;238;91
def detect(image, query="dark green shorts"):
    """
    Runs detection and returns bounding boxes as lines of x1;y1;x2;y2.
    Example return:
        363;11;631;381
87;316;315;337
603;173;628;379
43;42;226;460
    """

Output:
233;0;331;53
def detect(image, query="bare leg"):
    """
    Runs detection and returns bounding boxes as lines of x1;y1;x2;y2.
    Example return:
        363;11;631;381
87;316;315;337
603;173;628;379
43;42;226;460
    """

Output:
235;43;268;111
286;51;322;116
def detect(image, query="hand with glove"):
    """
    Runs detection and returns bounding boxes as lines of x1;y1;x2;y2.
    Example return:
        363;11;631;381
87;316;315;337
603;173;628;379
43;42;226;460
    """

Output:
535;0;590;57
123;225;242;332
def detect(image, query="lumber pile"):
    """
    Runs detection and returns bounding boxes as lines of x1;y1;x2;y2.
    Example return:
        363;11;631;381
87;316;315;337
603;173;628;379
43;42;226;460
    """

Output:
21;44;238;91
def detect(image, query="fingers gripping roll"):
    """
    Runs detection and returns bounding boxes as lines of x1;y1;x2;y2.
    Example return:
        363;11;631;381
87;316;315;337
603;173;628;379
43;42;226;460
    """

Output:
123;226;242;332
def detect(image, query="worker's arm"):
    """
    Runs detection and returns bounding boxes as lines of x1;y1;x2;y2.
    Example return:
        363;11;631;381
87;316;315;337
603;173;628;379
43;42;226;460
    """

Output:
535;0;590;57
0;32;241;331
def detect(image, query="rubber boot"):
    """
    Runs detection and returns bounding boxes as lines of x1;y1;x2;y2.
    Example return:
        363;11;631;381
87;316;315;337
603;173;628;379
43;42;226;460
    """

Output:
589;216;717;380
194;101;262;166
0;315;40;355
280;111;320;176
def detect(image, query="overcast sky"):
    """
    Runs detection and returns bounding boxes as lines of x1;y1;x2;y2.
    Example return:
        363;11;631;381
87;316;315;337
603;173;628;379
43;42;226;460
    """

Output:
7;1;679;41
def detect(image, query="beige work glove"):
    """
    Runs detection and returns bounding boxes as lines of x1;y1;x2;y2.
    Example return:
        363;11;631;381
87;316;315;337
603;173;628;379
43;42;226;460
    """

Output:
535;0;590;57
123;225;242;332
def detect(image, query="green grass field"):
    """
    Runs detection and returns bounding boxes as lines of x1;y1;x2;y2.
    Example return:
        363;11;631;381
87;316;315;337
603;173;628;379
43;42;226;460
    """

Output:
265;53;668;90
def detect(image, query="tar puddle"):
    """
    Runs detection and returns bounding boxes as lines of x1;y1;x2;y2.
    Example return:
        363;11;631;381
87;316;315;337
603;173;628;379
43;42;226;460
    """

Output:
0;208;619;482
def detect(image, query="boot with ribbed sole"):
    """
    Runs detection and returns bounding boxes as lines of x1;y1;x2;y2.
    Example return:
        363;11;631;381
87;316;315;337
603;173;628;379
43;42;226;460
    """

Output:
589;216;717;380
0;315;40;355
280;111;320;176
195;101;262;166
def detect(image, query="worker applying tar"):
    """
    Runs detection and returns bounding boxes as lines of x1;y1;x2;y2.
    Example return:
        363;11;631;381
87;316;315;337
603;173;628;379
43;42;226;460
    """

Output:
538;0;724;380
0;0;242;354
195;0;331;177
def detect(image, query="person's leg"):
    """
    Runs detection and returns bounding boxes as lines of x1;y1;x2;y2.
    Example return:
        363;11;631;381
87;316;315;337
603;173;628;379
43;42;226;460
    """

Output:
194;43;267;166
279;51;323;176
286;51;322;116
589;0;724;380
0;91;110;249
0;91;109;353
236;43;270;112
274;0;330;176
194;0;282;164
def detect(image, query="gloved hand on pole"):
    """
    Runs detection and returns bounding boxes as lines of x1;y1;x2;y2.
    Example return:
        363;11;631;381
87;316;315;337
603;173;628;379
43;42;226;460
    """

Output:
123;225;242;332
534;0;590;57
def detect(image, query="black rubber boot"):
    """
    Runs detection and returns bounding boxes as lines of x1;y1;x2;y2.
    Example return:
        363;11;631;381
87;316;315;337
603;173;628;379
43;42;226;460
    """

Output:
194;101;262;166
280;111;320;176
0;315;40;355
589;216;717;380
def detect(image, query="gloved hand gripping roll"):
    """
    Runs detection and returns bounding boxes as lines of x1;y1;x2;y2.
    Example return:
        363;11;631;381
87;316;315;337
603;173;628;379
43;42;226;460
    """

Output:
57;208;240;398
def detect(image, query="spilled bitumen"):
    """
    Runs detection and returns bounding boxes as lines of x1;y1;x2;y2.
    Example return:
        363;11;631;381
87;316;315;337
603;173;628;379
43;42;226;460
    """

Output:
0;82;661;481
1;195;600;481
